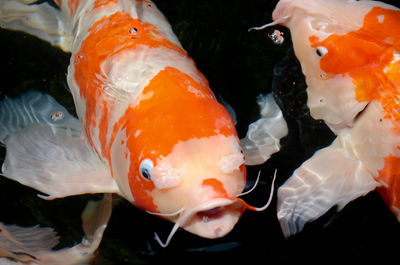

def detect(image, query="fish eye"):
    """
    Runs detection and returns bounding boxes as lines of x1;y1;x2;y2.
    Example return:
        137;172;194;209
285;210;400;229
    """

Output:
139;159;153;180
50;111;64;121
316;46;328;57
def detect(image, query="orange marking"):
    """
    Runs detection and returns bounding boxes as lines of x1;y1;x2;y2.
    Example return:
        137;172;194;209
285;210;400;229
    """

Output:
74;11;187;161
377;155;400;219
129;171;157;211
93;0;118;10
202;178;229;198
309;7;400;218
309;7;400;121
120;67;236;161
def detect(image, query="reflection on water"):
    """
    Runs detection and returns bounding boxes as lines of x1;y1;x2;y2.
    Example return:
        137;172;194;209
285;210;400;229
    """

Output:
0;0;400;264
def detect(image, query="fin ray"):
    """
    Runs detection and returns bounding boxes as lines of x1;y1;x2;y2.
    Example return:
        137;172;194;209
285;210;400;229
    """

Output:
0;0;72;51
1;123;119;199
0;91;119;199
0;223;59;262
277;139;378;237
0;90;81;143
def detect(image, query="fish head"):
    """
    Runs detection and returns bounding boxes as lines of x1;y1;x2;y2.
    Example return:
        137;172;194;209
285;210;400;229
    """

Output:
271;0;399;131
148;134;248;239
109;67;250;239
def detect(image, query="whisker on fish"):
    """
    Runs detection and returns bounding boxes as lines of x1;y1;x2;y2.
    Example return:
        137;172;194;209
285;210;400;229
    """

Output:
243;169;277;212
154;221;181;248
238;170;261;197
146;207;184;217
248;21;279;32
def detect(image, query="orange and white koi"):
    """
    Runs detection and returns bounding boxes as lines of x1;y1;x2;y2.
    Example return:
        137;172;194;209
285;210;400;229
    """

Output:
0;0;288;258
252;0;400;237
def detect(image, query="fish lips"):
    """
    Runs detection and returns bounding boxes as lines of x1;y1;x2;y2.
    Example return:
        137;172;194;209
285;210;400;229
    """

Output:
178;198;246;239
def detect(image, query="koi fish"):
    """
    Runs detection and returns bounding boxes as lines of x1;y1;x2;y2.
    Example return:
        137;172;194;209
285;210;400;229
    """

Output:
0;0;288;256
251;0;400;237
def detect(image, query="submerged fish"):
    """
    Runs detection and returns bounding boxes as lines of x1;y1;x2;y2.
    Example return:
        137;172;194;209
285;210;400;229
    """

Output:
0;0;288;259
252;0;400;237
0;194;112;264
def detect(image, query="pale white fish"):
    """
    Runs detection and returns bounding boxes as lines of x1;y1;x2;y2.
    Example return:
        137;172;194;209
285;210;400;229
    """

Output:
252;0;400;237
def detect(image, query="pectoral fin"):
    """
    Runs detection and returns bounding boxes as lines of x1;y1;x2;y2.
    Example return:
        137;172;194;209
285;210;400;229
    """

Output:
277;138;378;237
0;0;72;51
0;90;81;143
0;91;119;199
1;124;119;199
241;93;288;165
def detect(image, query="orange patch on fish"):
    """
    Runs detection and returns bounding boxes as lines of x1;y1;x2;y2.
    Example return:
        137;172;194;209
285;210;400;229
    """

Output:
202;178;229;198
128;162;157;212
93;0;118;9
120;67;237;162
310;7;400;121
73;11;186;161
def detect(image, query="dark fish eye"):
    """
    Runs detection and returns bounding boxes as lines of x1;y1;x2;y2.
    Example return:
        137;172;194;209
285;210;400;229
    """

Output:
316;46;328;57
129;27;138;34
139;159;153;180
50;111;64;121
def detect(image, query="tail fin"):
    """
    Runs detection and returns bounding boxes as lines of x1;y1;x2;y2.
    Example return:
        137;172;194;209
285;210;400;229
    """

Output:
0;0;72;51
0;194;112;265
0;223;59;263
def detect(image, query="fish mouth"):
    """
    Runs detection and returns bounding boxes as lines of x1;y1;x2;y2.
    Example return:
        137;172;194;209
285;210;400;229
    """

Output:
154;172;276;247
178;198;246;239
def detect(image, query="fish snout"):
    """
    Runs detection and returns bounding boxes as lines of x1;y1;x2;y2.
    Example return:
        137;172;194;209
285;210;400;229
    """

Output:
179;198;245;239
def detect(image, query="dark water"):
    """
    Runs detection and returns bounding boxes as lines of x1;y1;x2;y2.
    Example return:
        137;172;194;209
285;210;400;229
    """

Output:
0;0;400;264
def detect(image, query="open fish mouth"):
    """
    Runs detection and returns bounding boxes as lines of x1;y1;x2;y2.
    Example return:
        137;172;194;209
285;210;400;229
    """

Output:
154;171;276;247
153;198;246;247
196;206;225;222
180;198;246;239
